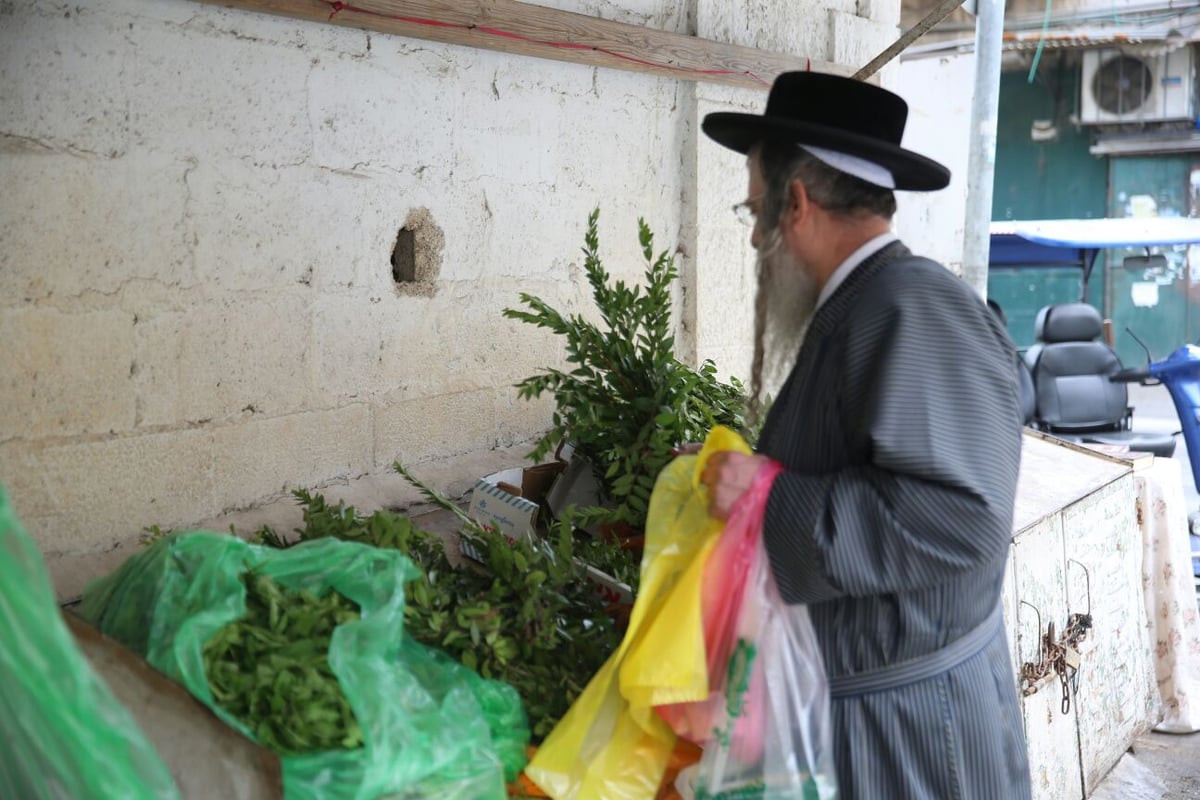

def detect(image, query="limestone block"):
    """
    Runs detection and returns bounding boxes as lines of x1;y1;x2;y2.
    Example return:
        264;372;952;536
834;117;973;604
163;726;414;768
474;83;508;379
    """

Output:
435;67;678;279
694;80;762;115
490;387;554;452
0;9;131;156
373;389;501;469
197;440;538;545
493;299;578;378
0;151;192;302
822;0;859;16
469;189;628;286
559;73;686;226
185;160;373;293
4;428;215;555
476;202;683;353
470;64;667;190
388;332;493;400
696;1;831;62
128;306;184;429
451;80;575;191
827;10;894;70
354;290;559;404
133;295;312;426
0;441;50;532
55;0;196;27
310;293;437;401
520;0;684;30
47;536;146;604
210;405;373;510
124;22;311;165
308;53;459;175
856;0;901;28
0;0;40;14
0;307;135;440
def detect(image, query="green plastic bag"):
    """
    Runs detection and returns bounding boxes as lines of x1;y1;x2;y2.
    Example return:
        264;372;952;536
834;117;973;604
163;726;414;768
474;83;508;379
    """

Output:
80;531;528;800
0;487;180;800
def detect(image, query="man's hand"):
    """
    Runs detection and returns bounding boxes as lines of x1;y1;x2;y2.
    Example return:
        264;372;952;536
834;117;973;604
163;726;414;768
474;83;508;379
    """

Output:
700;451;769;520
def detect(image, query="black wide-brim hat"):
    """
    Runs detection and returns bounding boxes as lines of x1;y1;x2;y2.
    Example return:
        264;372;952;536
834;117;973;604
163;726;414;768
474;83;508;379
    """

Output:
702;72;950;191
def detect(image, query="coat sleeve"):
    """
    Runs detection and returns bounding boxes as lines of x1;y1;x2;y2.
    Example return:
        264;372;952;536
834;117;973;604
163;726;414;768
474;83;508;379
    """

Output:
761;264;1023;604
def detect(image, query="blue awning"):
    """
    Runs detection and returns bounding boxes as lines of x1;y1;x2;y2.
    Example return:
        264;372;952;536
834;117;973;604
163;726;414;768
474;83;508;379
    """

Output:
989;233;1092;268
988;217;1200;299
991;218;1200;251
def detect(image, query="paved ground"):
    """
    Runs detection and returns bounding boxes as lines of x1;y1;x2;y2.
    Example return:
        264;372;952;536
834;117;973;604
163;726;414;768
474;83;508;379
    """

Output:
1126;731;1200;799
1091;730;1200;799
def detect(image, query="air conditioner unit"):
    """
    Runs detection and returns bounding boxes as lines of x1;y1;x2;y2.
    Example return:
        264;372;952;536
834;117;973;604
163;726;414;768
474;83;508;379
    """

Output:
1079;46;1195;125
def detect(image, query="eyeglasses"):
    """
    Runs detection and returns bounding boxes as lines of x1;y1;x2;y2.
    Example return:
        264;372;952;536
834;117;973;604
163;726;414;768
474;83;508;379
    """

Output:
732;194;764;227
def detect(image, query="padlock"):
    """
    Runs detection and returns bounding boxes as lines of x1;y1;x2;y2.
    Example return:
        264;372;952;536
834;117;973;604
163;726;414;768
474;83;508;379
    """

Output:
1063;646;1082;671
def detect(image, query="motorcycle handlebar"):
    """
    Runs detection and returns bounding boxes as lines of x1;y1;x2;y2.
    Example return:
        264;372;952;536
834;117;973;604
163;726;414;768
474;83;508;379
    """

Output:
1110;366;1151;383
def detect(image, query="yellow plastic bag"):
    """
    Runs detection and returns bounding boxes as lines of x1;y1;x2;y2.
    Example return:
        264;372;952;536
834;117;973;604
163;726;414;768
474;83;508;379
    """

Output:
525;427;751;799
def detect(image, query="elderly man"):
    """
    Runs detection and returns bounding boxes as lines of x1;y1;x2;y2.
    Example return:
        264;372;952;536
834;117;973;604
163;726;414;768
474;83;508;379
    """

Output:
700;72;1031;799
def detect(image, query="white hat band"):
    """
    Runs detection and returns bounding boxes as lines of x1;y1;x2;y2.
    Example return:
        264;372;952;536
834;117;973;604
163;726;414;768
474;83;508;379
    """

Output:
800;145;895;189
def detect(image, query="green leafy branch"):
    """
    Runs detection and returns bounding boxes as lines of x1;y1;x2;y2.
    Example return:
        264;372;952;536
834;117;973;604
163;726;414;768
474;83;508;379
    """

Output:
504;208;749;530
255;465;622;741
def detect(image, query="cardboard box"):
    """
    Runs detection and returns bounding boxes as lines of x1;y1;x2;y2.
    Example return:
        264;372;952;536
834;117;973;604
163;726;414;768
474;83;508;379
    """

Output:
467;468;541;542
465;462;566;542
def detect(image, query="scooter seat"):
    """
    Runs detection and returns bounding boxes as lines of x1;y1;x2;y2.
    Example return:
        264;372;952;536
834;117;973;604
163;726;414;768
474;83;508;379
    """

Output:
1027;303;1178;460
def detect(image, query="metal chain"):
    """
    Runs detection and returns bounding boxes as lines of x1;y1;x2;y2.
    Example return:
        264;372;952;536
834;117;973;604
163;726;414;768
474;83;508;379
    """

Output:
1018;613;1094;714
1057;612;1093;713
1020;621;1059;697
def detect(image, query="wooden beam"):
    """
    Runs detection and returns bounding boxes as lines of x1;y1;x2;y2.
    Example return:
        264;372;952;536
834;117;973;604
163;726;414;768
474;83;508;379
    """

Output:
192;0;850;90
853;0;966;79
64;611;284;800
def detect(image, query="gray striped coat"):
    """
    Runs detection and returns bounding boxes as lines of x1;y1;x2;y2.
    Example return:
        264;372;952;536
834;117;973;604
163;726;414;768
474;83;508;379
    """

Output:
758;241;1032;799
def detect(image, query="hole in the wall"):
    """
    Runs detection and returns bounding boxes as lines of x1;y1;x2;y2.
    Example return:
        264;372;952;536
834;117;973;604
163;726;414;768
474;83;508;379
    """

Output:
389;208;444;297
391;228;416;283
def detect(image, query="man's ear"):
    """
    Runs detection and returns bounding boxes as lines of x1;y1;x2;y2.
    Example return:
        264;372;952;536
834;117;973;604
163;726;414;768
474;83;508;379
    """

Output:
784;178;811;232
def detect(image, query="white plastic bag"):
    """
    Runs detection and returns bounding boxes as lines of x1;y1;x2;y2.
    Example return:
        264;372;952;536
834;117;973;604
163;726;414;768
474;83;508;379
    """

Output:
679;465;837;800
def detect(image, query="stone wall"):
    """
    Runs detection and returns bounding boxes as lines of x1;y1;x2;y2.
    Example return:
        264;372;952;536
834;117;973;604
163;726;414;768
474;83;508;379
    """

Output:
0;0;946;596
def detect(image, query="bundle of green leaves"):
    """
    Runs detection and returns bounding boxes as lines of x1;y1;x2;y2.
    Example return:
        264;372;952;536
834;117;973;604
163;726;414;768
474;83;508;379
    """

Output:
504;208;749;531
255;466;622;740
204;573;363;754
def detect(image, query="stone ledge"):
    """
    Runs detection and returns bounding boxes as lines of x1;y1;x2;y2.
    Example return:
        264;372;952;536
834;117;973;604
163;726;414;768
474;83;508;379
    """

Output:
48;440;539;603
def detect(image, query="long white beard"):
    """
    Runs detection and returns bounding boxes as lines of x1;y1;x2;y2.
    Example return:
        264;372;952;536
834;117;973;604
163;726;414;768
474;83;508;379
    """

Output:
753;233;818;405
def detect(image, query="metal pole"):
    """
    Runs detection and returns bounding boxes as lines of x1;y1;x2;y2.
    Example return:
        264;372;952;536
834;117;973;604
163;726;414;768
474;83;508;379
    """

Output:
962;0;1006;299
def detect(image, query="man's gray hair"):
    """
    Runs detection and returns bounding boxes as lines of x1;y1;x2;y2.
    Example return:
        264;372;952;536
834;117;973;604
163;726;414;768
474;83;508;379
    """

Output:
745;141;896;425
754;140;898;228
